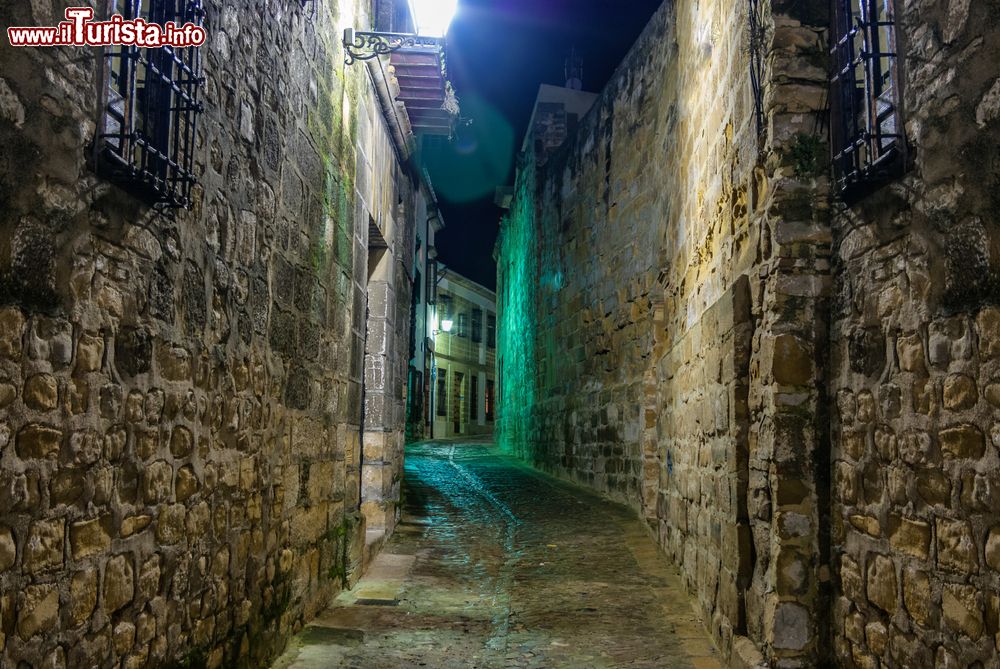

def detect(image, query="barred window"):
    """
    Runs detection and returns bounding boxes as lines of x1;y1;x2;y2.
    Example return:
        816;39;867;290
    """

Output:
487;313;496;348
485;379;494;421
436;374;447;416
97;0;205;208
830;0;904;200
471;307;483;343
470;374;479;421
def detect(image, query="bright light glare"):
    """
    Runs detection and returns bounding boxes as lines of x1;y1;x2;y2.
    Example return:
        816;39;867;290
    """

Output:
441;318;454;333
408;0;458;38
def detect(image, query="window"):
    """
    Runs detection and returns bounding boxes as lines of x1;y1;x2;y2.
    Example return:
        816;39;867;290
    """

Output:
487;313;496;348
485;379;494;421
436;374;447;416
97;0;205;208
439;294;452;320
471;308;483;343
452;371;464;433
457;312;468;338
830;0;904;199
470;374;479;422
409;270;420;360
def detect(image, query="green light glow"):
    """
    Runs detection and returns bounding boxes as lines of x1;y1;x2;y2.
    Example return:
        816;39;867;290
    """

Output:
495;151;540;457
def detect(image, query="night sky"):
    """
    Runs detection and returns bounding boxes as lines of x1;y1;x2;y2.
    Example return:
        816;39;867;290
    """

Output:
420;0;662;290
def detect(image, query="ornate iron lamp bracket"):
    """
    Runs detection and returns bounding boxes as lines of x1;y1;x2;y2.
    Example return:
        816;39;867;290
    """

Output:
343;29;444;65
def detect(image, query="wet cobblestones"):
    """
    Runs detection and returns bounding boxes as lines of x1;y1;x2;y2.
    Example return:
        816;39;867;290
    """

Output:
274;443;721;668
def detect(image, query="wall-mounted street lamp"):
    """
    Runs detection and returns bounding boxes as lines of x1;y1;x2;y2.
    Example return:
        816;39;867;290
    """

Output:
440;319;454;333
343;0;458;65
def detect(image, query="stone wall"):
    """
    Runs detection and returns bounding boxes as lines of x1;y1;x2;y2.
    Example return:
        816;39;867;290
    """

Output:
0;0;417;666
499;0;1000;665
497;0;833;664
830;2;1000;666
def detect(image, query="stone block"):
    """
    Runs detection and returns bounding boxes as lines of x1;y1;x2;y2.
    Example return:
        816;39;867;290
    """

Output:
70;516;112;559
903;567;932;627
978;307;1000;359
942;584;983;639
121;515;151;538
156;345;191;381
771;334;812;385
69;567;97;626
899;430;933;465
912;378;935;415
0;526;15;571
987;527;1000;573
865;621;888;656
841;430;866;461
936;518;979;574
878;383;902;419
939;424;985;459
23;373;58;411
138;556;160;602
185;501;211;536
770;601;810;651
175;465;200;502
144;460;173;504
849;514;880;538
845;611;864;643
841;555;863;603
104;554;135;613
69;429;102;464
888;516;931;559
916;469;951;506
113;621;136;656
75;332;105;373
866;554;897;614
16;423;63;459
776;548;808;595
169;425;194;458
986;383;1000;408
24;518;64;573
17;584;59;640
896;332;926;374
943;374;977;410
156;504;187;545
0;307;25;358
0;382;15;409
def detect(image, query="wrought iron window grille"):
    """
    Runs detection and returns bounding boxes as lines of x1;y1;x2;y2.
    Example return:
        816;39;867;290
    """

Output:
830;0;905;200
95;0;205;209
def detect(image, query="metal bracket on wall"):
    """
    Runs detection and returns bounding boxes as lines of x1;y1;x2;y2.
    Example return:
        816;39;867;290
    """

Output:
343;28;443;65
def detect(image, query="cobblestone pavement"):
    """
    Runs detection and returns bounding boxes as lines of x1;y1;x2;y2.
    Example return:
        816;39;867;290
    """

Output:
274;442;721;669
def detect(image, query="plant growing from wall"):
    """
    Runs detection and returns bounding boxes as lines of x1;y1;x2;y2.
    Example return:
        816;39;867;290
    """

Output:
789;132;826;178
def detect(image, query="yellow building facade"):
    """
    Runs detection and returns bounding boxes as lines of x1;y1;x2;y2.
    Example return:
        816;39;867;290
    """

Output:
430;272;497;439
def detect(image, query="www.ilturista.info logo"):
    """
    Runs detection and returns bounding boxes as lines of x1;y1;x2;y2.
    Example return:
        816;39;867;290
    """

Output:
7;7;206;48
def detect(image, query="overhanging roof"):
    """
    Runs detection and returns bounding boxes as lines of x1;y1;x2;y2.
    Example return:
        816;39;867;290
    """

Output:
390;48;454;136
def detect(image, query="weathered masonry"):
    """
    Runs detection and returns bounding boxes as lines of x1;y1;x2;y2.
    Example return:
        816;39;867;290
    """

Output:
496;0;1000;666
0;0;452;666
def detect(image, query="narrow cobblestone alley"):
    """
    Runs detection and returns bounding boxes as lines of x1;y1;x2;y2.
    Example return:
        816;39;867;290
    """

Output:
274;442;721;669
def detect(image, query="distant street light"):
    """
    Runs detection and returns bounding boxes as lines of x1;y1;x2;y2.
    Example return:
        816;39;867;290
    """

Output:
343;0;458;64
